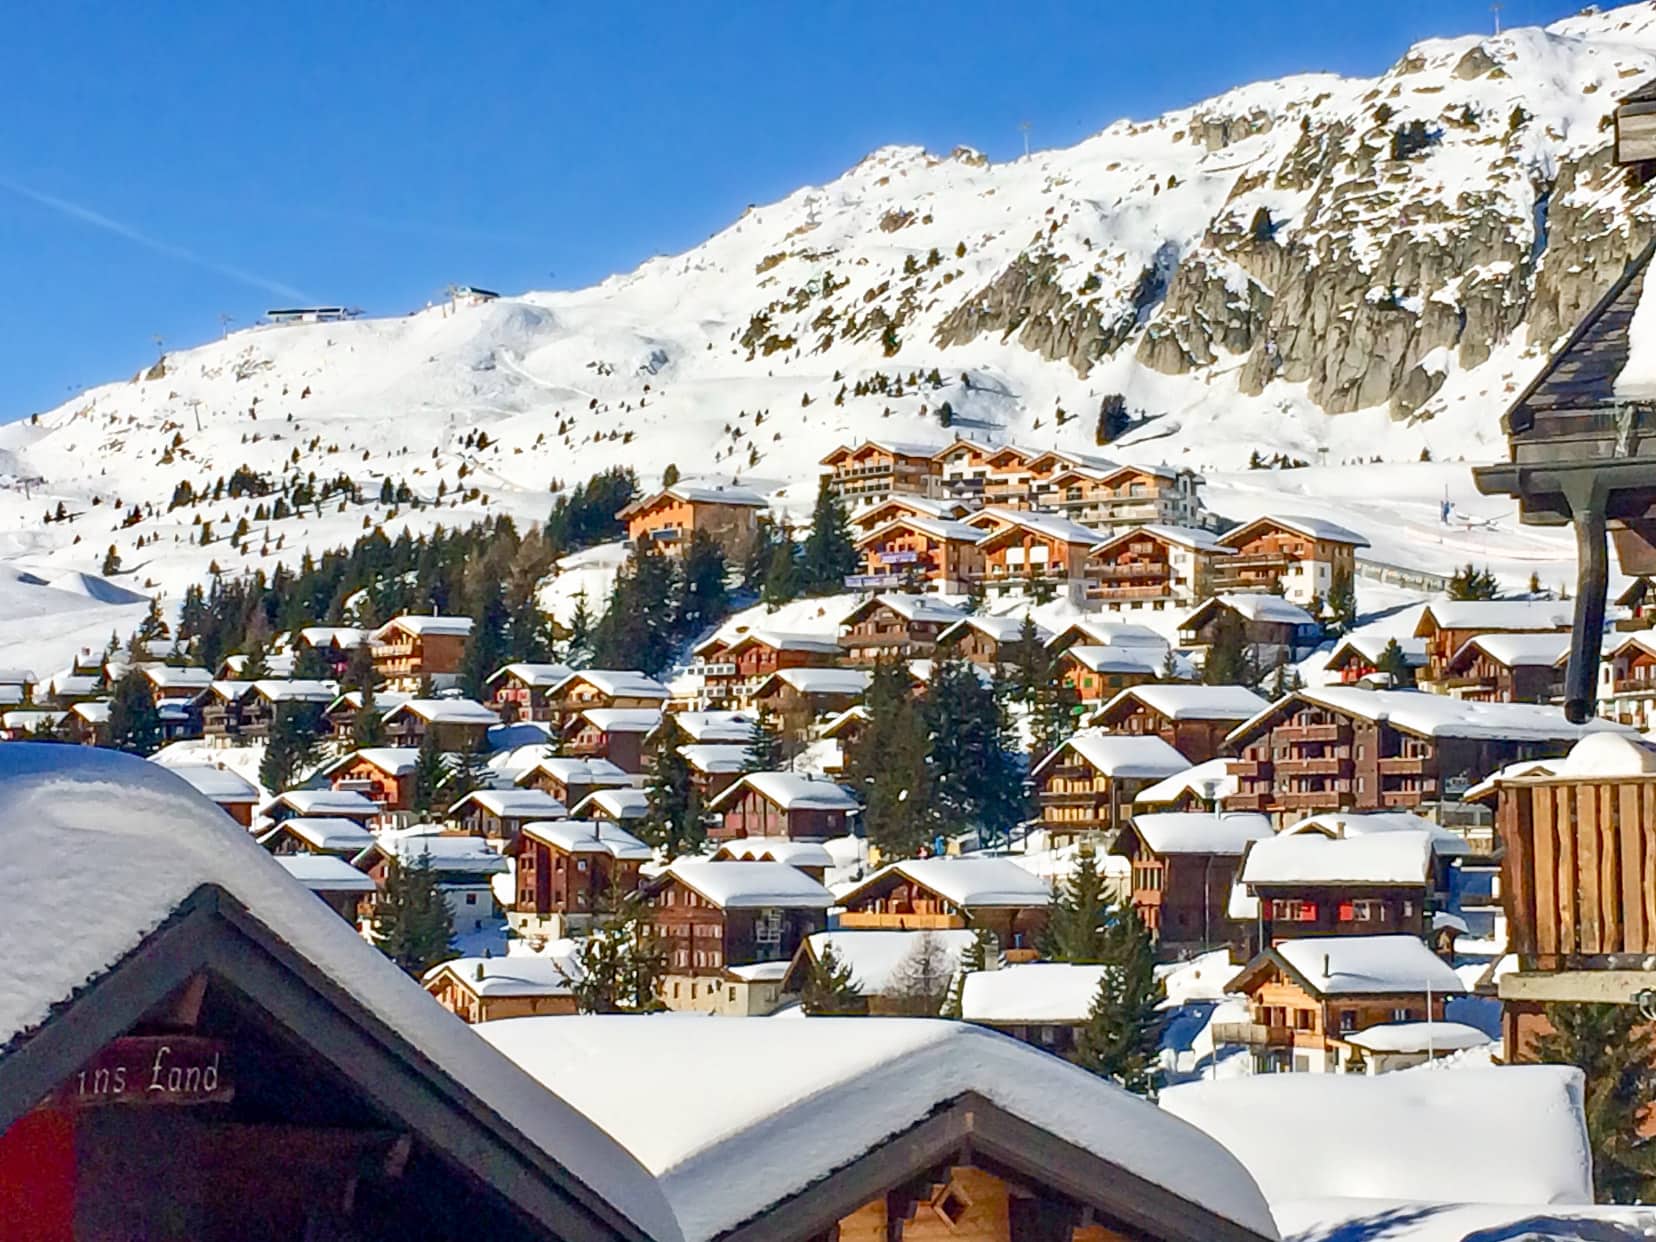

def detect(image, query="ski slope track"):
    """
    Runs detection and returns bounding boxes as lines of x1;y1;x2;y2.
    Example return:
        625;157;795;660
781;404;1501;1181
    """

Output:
5;5;1656;671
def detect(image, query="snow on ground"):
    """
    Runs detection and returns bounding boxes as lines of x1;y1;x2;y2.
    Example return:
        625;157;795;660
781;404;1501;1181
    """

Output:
151;738;271;797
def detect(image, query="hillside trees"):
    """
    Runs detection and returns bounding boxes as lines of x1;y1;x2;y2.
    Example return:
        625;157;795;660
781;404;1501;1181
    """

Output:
846;658;939;859
1073;900;1163;1096
799;478;857;594
1448;563;1500;601
371;848;456;977
106;670;162;756
924;659;1025;848
800;941;865;1016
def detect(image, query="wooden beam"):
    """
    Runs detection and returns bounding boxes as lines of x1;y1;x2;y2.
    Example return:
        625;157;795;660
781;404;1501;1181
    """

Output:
1620;783;1644;954
1578;784;1600;955
1533;785;1558;966
1601;783;1621;954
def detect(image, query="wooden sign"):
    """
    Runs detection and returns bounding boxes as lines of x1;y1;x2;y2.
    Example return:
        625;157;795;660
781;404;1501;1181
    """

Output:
52;1036;232;1108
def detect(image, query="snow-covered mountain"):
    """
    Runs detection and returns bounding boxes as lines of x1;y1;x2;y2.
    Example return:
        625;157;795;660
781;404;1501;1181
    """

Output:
6;4;1656;671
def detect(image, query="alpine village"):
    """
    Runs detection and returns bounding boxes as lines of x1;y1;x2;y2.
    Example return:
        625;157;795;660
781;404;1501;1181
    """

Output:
14;7;1656;1242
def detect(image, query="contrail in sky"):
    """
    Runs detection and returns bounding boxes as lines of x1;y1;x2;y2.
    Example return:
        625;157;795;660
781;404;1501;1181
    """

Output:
0;177;312;303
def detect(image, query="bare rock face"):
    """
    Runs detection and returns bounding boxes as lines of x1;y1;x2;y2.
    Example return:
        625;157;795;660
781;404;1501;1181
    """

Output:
1452;45;1500;80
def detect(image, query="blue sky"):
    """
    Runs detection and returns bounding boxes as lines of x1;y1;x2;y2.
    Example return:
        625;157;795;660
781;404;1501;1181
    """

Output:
0;1;1576;421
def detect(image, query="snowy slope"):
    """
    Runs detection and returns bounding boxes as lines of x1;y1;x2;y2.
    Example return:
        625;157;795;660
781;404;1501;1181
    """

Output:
5;5;1656;670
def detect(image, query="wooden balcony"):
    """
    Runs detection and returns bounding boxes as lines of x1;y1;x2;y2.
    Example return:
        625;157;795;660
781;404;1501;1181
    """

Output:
1224;792;1270;811
1277;790;1354;810
1379;755;1431;775
1210;1022;1294;1048
1039;790;1107;808
1612;678;1656;696
1227;759;1272;779
1275;756;1352;778
837;911;966;931
1090;563;1169;582
1276;723;1343;743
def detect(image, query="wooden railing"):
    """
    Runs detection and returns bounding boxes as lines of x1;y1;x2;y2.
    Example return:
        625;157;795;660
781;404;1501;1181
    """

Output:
1210;1022;1293;1047
1502;775;1656;969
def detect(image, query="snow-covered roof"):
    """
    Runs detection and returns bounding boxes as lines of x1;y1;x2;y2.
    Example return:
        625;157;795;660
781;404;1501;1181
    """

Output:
373;614;474;639
426;950;582;997
1134;758;1237;806
726;629;842;656
663;860;834;909
486;662;576;688
0;746;679;1242
1251;686;1627;744
367;831;510;875
265;788;380;818
757;667;870;696
1325;632;1428;666
275;853;378;892
677;743;750;774
552;670;671;700
521;819;651;861
653;480;768;509
842;593;967;625
847;857;1054;909
1241;832;1435;887
1091;523;1232;554
1161;1066;1591;1210
1130;812;1272;857
574;707;664;734
141;665;213;690
1415;599;1575;633
570;787;650;821
1259;935;1466;996
479;1015;1277;1242
449;788;569;820
1189;593;1318;627
515;755;632;788
1100;683;1268;722
1284;810;1471;857
324;746;422;777
822;437;944;461
245;678;339;704
1061;643;1165;674
1032;730;1190;780
974;506;1104;547
69;700;109;723
855;515;984;545
1343;1021;1491;1055
711;839;834;868
159;762;259;804
708;771;860;812
1446;631;1571;669
960;963;1107;1024
261;817;377;853
936;614;1049;645
1046;619;1167;650
650;710;755;744
388;698;502;726
1222;514;1369;548
297;625;369;649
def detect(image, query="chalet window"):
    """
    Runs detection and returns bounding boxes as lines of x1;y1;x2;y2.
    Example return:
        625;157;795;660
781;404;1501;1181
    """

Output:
577;860;588;872
1270;900;1317;922
465;894;476;905
1339;1009;1357;1032
1392;1008;1412;1022
754;910;783;945
1295;1009;1314;1031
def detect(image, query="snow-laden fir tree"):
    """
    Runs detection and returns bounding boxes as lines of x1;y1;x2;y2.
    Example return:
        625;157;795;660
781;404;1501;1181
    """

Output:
800;940;865;1016
372;847;456;978
799;477;858;594
1072;898;1163;1097
410;730;448;821
570;884;666;1014
941;927;1003;1018
259;704;322;793
743;705;786;773
924;658;1025;849
106;669;162;756
1041;844;1112;964
639;737;703;859
847;658;938;859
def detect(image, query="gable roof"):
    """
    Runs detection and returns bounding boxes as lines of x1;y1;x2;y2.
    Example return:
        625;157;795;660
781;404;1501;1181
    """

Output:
1414;599;1575;634
725;630;842;657
1445;631;1572;672
1060;643;1167;675
960;962;1109;1025
1219;514;1368;549
972;507;1105;549
1240;832;1435;888
552;670;671;700
478;1015;1277;1242
841;857;1053;910
514;755;633;790
1045;618;1168;651
1090;524;1233;555
662;860;834;910
322;746;422;778
1283;810;1471;858
449;788;569;820
1183;593;1318;629
853;515;985;547
935;614;1050;646
677;743;751;775
1227;686;1626;747
425;950;583;999
707;771;860;813
839;592;968;627
487;662;576;688
820;438;945;465
1133;758;1238;807
258;816;378;854
274;852;379;893
570;787;651;821
1324;633;1428;668
157;761;260;804
140;664;214;690
1097;683;1269;724
373;614;474;640
386;698;502;726
520;819;652;861
1127;812;1273;857
0;745;679;1242
1233;934;1466;999
711;839;835;868
619;481;768;517
649;711;756;745
265;787;380;818
790;929;978;994
1032;730;1190;780
571;707;665;734
753;667;871;698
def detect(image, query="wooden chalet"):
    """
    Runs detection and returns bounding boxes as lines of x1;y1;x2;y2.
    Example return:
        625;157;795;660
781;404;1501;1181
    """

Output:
547;669;670;728
322;747;420;818
569;787;651;831
1437;632;1569;703
701;630;841;708
1412;599;1573;689
1032;731;1192;845
1215;935;1465;1074
1602;631;1656;729
1238;830;1440;948
1044;618;1168;658
40;669;102;707
264;788;379;828
480;1017;1278;1242
820;439;942;508
513;755;633;809
1210;515;1367;607
838;594;966;666
291;625;369;678
162;764;261;828
1112;812;1271;958
355;832;509;936
1323;633;1427;688
958;962;1109;1056
749;667;869;728
819;705;868;774
847;493;971;538
506;819;651;940
616;480;768;562
484;661;574;723
933;614;1049;669
1178;594;1320;668
380;698;499;751
850;515;985;594
1223;687;1607;824
931;436;1010;503
320;688;411;743
257;816;377;858
0;745;674;1242
561;707;662;774
1053;644;1165;704
1084;524;1230;612
707;771;860;842
0;667;35;707
709;838;835;884
198;679;336;745
369;615;472;692
647;860;833;981
678;743;750;804
1044;462;1206;533
62;700;110;747
1091;684;1268;766
423;953;580;1024
969;509;1103;604
1617;576;1656;631
448;788;568;841
273;852;380;921
139;664;213;703
1482;734;1656;1061
835;858;1052;955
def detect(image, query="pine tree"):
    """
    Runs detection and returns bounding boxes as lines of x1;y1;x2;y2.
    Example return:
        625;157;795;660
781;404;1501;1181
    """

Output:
760;537;801;611
441;736;491;804
371;847;456;977
1041;845;1113;963
411;730;448;821
458;578;509;699
1203;610;1256;688
1029;674;1080;764
106;669;162;756
351;683;388;747
101;545;121;576
942;927;1001;1018
1325;565;1357;635
291;643;331;680
887;932;952;1016
1072;899;1164;1096
799;478;857;594
135;598;170;643
1375;638;1414;687
1009;614;1047;704
800;940;865;1016
848;659;939;859
674;530;729;638
260;705;321;793
570;884;667;1013
743;706;786;773
240;639;271;680
924;658;1025;849
592;539;677;674
565;590;595;665
1447;563;1501;601
639;739;703;858
1532;1003;1656;1203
